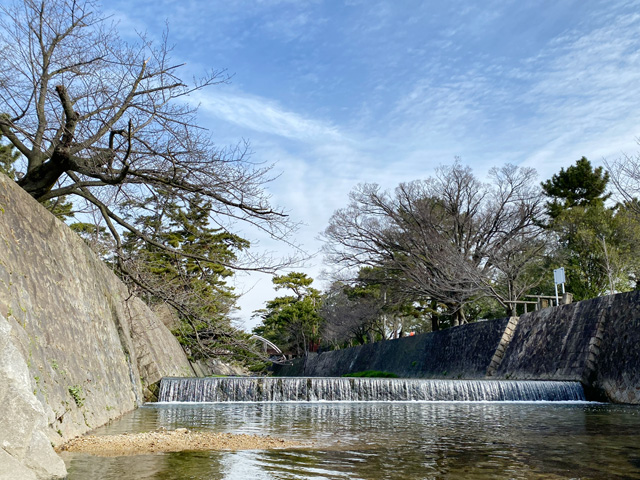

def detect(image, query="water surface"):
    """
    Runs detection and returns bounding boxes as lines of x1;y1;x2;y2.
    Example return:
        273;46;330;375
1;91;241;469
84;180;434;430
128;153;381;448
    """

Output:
62;402;640;479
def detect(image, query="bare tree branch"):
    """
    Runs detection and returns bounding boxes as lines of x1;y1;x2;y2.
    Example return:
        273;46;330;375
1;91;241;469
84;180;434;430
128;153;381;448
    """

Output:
323;161;546;323
0;0;298;270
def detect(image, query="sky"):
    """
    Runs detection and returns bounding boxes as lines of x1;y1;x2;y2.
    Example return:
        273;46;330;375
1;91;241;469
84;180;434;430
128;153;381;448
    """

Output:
100;0;640;330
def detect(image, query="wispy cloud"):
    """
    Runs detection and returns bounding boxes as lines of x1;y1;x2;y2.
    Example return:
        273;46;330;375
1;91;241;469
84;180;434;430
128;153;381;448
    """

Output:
194;90;344;143
94;0;640;328
514;9;640;167
378;4;640;176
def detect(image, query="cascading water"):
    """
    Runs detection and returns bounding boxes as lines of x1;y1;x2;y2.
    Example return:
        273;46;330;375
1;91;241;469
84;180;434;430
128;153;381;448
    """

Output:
157;377;586;403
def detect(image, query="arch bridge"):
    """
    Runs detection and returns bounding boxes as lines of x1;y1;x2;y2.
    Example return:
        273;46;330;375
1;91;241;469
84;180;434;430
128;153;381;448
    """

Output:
250;335;288;364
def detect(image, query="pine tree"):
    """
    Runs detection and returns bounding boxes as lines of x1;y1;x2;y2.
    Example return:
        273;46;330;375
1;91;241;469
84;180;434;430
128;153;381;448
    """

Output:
120;190;253;361
252;273;322;357
541;157;610;219
0;135;20;179
542;157;640;299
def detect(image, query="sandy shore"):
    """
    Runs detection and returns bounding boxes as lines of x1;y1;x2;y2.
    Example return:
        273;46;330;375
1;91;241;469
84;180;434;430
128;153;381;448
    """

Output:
56;428;304;456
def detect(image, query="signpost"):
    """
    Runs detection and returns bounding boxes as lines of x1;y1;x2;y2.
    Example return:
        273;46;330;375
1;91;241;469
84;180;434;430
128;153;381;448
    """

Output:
553;267;566;306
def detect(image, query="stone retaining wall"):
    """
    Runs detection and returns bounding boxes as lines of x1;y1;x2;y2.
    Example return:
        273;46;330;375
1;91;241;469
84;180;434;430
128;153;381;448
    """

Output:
0;174;194;479
494;292;640;404
493;297;607;382
275;317;511;379
594;291;640;404
275;292;640;405
495;291;640;404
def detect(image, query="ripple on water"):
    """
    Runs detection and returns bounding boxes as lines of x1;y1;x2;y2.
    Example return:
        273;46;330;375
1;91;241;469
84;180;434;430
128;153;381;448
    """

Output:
63;402;640;480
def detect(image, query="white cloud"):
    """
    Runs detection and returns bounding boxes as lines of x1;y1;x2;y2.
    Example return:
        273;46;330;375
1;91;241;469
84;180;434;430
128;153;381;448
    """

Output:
98;0;640;331
194;90;344;143
379;5;640;181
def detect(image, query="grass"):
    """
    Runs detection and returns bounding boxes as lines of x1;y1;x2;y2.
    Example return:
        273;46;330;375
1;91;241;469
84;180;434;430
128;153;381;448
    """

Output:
342;370;399;378
68;385;85;407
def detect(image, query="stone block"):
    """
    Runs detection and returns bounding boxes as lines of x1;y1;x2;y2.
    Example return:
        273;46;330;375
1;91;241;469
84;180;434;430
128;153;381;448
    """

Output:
0;450;37;480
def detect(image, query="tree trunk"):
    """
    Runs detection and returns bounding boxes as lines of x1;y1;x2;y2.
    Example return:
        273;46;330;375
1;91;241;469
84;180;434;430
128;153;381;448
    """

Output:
431;316;440;331
17;155;70;200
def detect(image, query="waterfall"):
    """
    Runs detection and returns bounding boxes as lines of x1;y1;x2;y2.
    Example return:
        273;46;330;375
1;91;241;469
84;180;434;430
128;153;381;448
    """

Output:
157;377;586;403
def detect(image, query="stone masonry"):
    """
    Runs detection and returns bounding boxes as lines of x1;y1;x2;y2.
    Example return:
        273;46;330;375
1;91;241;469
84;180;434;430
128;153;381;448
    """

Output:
0;173;194;478
275;292;640;405
485;316;519;377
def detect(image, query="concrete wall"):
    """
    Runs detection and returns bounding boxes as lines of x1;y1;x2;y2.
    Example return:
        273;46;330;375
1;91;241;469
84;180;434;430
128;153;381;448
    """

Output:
0;174;194;479
275;292;640;405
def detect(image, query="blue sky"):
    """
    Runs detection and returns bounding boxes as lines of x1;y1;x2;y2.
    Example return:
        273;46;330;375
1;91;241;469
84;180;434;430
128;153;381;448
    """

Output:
103;0;640;330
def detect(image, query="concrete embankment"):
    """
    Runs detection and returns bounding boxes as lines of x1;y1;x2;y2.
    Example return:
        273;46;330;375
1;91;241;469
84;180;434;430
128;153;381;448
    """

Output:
0;174;194;479
274;292;640;405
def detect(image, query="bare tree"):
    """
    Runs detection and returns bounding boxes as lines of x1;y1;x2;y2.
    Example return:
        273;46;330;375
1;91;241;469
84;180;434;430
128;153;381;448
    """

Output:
478;164;549;314
606;151;640;216
319;282;383;347
0;0;298;367
322;161;545;324
0;0;296;273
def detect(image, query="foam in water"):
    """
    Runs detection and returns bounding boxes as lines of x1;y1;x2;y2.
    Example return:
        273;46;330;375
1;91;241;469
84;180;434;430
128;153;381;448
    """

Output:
157;377;586;403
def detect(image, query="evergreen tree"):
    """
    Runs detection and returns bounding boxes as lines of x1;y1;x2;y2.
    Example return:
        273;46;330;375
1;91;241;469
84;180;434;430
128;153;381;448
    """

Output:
542;158;640;299
347;266;429;337
552;202;640;299
541;157;610;219
120;190;253;361
69;222;114;260
252;273;322;357
0;135;19;179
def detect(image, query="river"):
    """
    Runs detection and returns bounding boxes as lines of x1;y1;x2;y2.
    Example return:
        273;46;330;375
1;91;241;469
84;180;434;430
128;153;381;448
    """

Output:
62;401;640;479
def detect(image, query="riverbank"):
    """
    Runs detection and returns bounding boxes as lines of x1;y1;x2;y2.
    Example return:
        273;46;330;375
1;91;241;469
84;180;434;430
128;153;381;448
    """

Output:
56;429;303;456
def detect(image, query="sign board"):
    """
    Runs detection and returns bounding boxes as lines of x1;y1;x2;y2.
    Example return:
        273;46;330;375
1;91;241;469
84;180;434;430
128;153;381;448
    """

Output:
553;267;565;285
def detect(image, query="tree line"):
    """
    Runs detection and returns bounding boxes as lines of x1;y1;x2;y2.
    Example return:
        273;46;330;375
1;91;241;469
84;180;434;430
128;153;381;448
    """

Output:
253;157;640;357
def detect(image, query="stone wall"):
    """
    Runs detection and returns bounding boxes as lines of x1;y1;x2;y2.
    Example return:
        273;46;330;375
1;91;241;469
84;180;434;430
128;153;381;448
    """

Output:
275;317;511;379
594;291;640;404
0;314;66;480
485;316;519;376
493;297;607;382
275;292;640;405
494;292;640;404
0;174;194;479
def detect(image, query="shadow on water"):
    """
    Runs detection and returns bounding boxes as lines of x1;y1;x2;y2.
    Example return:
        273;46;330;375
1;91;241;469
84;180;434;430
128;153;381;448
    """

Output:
62;402;640;480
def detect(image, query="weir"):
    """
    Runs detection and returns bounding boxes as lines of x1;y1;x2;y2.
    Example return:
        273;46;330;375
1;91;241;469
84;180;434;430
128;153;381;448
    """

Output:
157;377;586;403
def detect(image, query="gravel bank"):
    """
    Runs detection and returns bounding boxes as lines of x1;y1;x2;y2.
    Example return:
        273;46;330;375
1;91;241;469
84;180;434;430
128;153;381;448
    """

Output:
56;428;304;456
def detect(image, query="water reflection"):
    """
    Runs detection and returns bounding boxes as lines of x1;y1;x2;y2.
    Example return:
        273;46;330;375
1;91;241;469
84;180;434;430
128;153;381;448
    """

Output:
63;402;640;480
